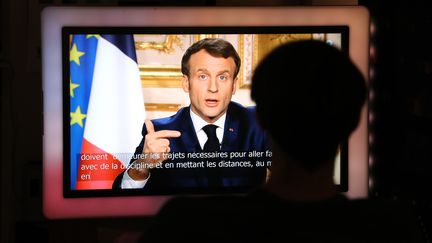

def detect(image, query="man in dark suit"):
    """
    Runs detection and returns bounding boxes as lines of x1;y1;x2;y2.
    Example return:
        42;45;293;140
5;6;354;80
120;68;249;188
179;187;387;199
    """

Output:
113;38;269;193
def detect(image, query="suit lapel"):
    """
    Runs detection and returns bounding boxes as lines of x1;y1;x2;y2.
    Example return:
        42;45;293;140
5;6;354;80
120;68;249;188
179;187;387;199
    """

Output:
221;103;240;151
178;107;201;152
176;107;208;186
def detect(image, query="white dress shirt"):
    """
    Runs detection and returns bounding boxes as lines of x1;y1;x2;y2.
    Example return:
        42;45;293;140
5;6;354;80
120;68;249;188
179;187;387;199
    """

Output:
189;109;225;150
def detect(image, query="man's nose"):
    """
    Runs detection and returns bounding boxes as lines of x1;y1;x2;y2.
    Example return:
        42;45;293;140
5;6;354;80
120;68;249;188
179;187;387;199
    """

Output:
208;78;218;92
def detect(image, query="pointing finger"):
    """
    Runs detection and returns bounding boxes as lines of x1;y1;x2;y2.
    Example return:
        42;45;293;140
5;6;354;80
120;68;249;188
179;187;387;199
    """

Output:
145;119;155;134
154;130;181;139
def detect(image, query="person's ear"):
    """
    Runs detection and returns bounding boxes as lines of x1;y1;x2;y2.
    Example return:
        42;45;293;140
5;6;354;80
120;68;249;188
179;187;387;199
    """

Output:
232;76;237;95
182;75;189;93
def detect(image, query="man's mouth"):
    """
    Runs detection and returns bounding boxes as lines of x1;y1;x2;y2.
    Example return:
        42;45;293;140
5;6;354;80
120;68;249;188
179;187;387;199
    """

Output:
205;99;218;107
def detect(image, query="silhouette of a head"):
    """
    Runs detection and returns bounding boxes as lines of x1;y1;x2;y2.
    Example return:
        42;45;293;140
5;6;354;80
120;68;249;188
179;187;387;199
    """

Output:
251;40;366;170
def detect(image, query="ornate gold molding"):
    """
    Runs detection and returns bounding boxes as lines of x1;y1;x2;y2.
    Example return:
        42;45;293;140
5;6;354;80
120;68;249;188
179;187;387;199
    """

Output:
145;103;182;112
237;35;247;89
135;35;183;54
253;34;314;70
252;33;329;71
139;65;183;88
194;34;220;42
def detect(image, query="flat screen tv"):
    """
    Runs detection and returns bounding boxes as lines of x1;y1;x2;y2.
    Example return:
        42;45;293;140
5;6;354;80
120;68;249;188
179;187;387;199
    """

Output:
42;6;370;219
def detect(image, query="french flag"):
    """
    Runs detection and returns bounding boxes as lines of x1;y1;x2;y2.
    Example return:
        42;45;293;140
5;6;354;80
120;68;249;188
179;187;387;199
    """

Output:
70;34;145;189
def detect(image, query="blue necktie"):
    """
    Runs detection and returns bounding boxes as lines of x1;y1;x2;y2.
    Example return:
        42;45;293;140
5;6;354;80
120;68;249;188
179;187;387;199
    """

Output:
203;124;220;152
202;124;222;187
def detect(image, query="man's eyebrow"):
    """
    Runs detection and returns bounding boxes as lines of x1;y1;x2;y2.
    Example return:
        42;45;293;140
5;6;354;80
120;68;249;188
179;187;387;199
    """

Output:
195;69;232;75
196;68;209;73
217;70;231;75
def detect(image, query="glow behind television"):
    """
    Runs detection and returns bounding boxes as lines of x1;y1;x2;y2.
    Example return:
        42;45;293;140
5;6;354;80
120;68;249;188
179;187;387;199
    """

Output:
42;6;369;219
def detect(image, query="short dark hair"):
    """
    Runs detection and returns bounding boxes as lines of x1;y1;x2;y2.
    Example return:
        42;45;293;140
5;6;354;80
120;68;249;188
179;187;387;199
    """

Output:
181;38;241;78
251;40;367;170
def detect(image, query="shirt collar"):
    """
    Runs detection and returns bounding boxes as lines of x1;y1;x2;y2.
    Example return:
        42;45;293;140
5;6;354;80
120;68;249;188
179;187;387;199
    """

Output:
190;108;226;133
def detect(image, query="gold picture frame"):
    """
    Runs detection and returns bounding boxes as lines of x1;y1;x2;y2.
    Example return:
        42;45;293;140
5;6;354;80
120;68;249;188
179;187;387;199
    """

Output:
252;34;316;70
135;35;182;54
138;65;183;88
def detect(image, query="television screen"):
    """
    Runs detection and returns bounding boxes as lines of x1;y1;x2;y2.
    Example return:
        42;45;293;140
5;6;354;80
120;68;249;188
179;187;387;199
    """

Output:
64;27;349;197
42;6;369;219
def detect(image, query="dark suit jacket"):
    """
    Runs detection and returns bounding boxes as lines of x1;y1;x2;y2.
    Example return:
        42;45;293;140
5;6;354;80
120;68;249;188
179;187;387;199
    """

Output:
141;191;425;243
113;102;269;194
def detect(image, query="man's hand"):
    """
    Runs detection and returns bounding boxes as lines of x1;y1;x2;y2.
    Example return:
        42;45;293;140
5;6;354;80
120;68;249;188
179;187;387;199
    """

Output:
127;119;181;181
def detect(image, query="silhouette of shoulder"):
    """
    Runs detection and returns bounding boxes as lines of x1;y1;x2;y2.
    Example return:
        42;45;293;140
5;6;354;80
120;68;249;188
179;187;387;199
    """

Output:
142;191;424;243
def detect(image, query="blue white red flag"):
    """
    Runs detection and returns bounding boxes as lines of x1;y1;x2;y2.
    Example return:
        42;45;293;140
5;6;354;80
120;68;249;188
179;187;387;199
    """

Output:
69;34;145;189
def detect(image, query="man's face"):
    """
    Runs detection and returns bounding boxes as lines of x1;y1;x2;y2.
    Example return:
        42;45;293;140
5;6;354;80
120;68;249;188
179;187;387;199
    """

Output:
182;49;237;123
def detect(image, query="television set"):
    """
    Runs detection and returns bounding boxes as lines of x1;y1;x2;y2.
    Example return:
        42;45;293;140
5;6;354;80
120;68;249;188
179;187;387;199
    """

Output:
42;6;370;219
